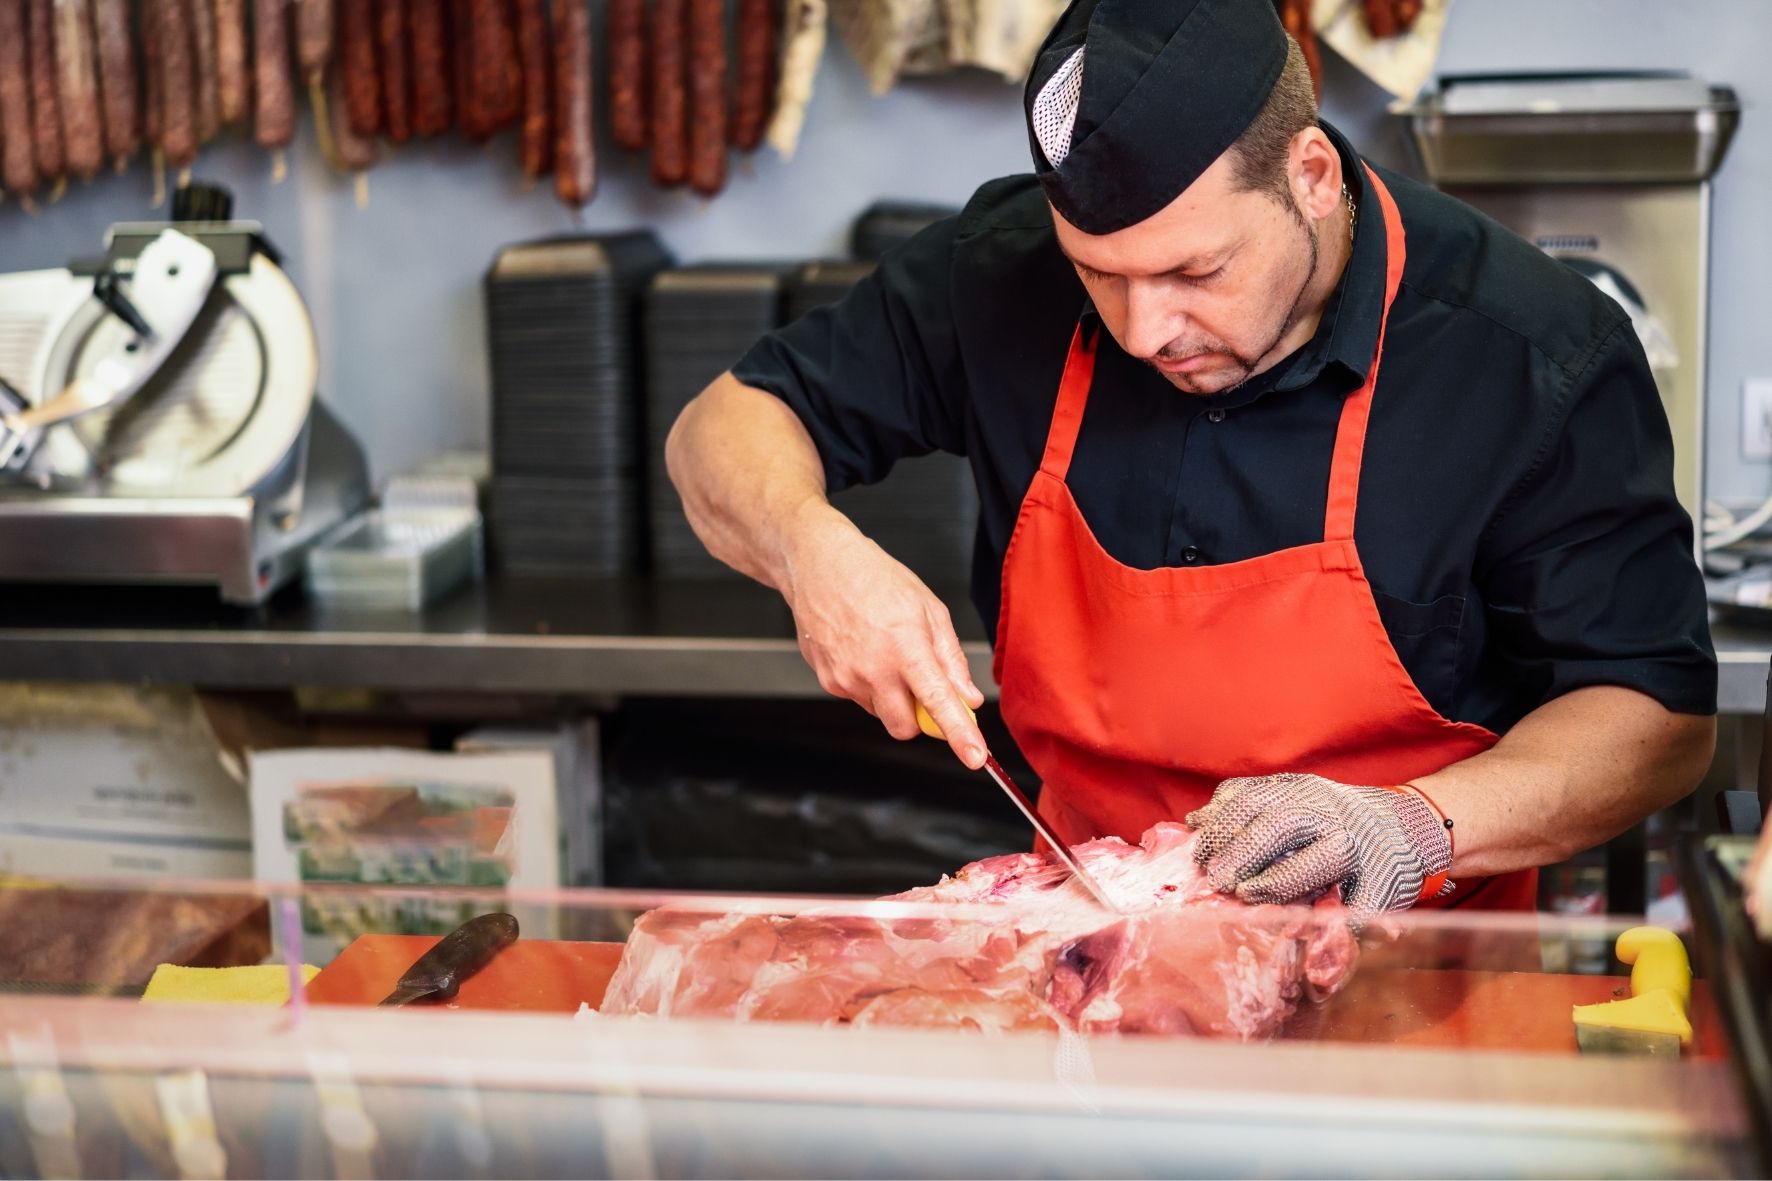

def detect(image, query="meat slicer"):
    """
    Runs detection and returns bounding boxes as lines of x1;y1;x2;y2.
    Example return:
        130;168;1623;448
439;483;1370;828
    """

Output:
0;186;368;604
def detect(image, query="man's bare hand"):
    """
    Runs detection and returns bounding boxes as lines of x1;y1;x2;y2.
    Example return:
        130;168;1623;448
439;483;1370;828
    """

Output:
783;502;987;767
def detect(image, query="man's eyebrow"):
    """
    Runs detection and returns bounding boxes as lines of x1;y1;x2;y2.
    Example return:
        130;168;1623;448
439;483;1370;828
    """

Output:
1056;246;1105;273
1159;247;1233;275
1058;245;1227;277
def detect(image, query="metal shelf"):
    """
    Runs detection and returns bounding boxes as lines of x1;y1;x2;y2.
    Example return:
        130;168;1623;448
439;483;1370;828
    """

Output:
0;576;1762;713
0;574;997;698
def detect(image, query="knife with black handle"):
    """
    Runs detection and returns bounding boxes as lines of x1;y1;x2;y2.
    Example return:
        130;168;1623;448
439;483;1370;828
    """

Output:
379;912;520;1007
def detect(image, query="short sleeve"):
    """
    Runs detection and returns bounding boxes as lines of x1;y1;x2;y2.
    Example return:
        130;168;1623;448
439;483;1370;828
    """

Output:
1476;317;1716;715
729;218;970;493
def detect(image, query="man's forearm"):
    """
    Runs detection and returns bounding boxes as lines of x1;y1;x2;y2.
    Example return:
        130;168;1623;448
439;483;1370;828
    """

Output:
665;372;838;592
1410;686;1716;878
665;372;989;755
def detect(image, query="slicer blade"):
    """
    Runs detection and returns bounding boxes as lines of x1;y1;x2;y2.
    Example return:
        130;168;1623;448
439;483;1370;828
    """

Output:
0;379;36;473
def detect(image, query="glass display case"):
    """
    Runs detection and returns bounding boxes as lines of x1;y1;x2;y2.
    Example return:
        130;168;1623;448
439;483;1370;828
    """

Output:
0;868;1759;1180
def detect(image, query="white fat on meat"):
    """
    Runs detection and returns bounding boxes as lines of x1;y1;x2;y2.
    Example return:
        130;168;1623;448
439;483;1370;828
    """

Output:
601;822;1359;1039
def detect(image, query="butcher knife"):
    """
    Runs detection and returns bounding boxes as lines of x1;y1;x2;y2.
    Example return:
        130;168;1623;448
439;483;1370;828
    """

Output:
379;912;520;1006
914;703;1123;913
1571;926;1692;1055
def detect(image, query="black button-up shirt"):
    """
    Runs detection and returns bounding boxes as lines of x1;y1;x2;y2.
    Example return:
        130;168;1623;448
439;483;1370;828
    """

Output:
732;123;1717;733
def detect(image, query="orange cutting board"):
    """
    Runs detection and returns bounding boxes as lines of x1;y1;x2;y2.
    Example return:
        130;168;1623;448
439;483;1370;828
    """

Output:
1285;966;1729;1059
306;934;624;1012
308;935;1727;1058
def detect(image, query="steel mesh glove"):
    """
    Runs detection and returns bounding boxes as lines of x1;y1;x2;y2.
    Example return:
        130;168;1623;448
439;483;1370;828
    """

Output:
1184;773;1453;914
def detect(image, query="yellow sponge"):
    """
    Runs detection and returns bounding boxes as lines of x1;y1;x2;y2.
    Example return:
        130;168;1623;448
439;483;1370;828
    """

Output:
142;963;320;1006
1572;989;1693;1047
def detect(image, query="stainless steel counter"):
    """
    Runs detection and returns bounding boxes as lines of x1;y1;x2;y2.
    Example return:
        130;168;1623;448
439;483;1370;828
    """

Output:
0;576;1764;713
0;575;996;698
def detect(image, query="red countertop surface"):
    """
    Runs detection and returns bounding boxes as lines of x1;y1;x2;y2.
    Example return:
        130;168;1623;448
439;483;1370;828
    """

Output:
308;933;1728;1058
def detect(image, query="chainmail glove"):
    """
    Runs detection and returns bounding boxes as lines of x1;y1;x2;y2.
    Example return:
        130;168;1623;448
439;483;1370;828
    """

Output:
1184;773;1453;914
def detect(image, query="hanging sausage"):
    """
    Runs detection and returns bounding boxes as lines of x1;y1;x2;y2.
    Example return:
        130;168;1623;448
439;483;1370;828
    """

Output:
1362;0;1422;39
514;0;551;177
189;0;222;144
55;0;104;180
93;0;140;169
296;0;334;84
686;0;726;196
607;0;646;152
339;0;381;136
152;0;198;172
214;0;249;124
377;0;413;144
469;0;520;130
731;0;778;152
648;0;687;186
0;0;40;205
254;0;298;173
1276;0;1320;101
409;0;452;137
26;0;65;191
552;0;593;206
140;0;164;199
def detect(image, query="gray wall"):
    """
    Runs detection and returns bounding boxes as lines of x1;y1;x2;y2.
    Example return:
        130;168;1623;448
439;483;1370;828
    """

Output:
1;0;1766;506
1355;0;1772;510
0;45;1035;485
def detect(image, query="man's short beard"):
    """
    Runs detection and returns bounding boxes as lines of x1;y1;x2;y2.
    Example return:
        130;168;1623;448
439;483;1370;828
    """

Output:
1269;203;1321;361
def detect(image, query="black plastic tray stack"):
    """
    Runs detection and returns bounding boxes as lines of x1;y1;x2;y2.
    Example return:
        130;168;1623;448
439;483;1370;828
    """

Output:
832;456;979;587
643;266;790;577
783;259;879;325
784;260;980;589
849;200;960;261
484;232;673;574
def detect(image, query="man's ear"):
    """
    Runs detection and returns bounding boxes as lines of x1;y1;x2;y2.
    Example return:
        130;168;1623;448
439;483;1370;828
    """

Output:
1290;128;1344;222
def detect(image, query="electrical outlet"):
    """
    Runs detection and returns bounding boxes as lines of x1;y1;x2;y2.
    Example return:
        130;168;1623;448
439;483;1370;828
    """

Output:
1744;379;1772;461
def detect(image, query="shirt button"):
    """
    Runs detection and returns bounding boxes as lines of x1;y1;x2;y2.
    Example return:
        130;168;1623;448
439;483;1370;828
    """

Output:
1206;408;1226;423
1181;546;1201;564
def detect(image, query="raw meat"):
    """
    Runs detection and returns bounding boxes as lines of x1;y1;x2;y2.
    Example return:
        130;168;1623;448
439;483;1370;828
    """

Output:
602;822;1359;1039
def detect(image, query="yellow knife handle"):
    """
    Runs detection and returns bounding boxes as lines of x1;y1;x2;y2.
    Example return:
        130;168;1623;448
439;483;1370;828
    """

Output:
1616;926;1691;1011
915;702;977;741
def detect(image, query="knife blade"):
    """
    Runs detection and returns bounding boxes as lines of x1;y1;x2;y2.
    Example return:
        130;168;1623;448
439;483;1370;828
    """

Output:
915;704;1123;913
378;912;520;1007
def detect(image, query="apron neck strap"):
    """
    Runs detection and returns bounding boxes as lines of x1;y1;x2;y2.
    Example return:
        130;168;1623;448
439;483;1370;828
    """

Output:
1323;164;1407;543
1038;319;1100;481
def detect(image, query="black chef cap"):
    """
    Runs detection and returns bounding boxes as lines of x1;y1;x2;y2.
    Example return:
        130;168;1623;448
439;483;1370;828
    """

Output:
1025;0;1290;235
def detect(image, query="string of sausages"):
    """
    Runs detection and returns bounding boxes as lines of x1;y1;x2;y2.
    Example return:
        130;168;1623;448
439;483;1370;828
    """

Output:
0;0;785;213
1361;0;1423;41
1275;0;1424;100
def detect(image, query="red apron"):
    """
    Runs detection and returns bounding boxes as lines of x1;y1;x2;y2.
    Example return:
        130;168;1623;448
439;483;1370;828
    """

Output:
994;166;1536;911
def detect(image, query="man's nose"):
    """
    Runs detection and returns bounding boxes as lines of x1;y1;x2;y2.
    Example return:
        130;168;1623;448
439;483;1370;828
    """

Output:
1122;279;1186;359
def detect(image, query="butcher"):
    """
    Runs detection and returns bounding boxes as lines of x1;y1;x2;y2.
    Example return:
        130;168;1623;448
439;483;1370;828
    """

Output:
665;0;1717;914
